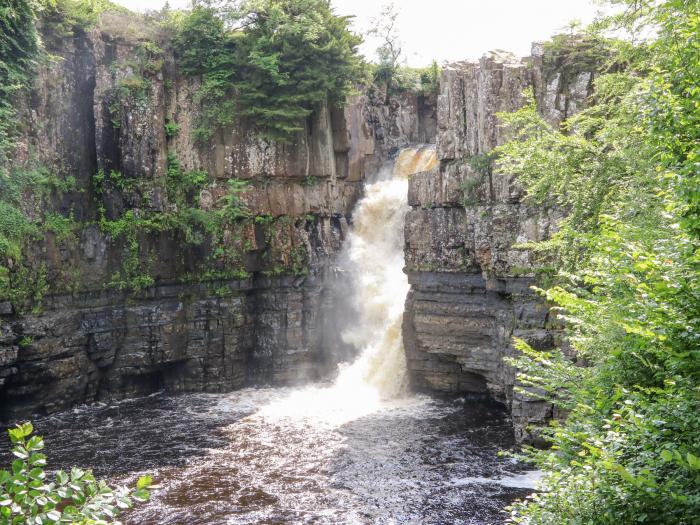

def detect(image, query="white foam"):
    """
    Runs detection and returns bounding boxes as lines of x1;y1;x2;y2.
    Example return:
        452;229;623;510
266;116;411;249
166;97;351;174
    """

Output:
450;470;543;489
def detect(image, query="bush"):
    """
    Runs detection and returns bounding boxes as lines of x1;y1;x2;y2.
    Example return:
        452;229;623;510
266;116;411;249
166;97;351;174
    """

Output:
497;1;700;523
164;121;180;138
0;422;152;524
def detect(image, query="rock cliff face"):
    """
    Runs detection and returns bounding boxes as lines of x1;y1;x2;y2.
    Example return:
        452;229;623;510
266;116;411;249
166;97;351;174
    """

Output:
402;47;596;442
1;12;594;436
0;17;436;420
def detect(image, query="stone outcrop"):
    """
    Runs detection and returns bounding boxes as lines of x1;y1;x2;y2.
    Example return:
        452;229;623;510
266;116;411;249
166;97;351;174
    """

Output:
403;47;596;443
0;16;435;420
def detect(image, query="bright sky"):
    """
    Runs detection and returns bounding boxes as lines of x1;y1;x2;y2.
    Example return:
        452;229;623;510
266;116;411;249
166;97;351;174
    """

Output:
111;0;605;66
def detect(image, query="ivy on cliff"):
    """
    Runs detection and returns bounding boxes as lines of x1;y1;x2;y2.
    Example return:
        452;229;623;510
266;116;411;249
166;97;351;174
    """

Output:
0;0;39;172
0;163;81;310
92;152;254;294
0;0;125;166
0;0;124;309
172;0;363;143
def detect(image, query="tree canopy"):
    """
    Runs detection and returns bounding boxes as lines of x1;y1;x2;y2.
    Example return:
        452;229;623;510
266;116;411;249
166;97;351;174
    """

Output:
173;0;363;143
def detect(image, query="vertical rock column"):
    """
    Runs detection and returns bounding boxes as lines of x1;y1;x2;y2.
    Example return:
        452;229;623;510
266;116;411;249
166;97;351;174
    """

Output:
403;51;574;442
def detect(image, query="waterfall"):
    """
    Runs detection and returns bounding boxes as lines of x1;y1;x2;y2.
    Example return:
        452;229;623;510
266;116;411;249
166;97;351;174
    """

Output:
259;146;437;425
38;145;532;525
333;146;438;398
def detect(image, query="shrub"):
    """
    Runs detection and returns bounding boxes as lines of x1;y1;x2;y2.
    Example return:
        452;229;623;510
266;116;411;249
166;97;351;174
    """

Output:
164;121;180;138
0;422;152;524
497;1;700;523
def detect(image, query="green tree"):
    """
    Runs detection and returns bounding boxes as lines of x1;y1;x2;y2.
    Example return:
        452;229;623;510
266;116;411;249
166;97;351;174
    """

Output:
368;2;402;84
496;1;700;523
174;0;363;143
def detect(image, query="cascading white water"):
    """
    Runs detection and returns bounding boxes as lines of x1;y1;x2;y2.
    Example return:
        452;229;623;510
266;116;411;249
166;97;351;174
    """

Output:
335;146;439;396
334;164;411;398
258;146;437;425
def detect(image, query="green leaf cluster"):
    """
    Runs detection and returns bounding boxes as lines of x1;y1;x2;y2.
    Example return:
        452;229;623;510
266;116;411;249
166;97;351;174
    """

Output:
95;151;253;293
40;0;125;46
367;62;441;97
0;0;118;307
0;165;78;309
0;0;39;173
1;422;152;524
1;0;125;169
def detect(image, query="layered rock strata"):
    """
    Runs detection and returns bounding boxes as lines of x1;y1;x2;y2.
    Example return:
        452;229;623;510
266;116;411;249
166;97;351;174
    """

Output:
0;17;435;419
403;47;596;442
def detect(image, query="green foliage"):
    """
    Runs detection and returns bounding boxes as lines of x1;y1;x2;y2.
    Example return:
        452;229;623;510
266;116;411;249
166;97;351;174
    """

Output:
116;75;147;100
40;0;125;39
0;1;317;305
138;40;163;74
1;0;123;170
460;178;484;207
218;178;249;223
43;213;79;243
498;2;700;523
163;152;216;244
418;60;440;96
368;2;401;85
173;0;363;143
164;121;180;138
254;214;274;225
99;210;156;293
460;154;492;207
366;2;439;96
290;244;308;276
300;175;318;187
0;0;39;174
95;150;254;293
0;165;78;307
1;422;152;524
466;153;493;177
108;39;163;128
3;264;49;313
497;74;649;270
398;62;441;96
367;61;441;97
165;153;207;205
0;201;39;263
640;2;700;242
542;33;614;84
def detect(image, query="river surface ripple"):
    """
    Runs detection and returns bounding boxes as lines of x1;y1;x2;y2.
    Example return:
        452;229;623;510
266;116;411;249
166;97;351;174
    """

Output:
2;387;536;525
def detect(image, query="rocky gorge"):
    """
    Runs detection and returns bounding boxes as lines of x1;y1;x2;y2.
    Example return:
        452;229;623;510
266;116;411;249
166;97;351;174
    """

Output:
0;10;436;421
0;11;596;445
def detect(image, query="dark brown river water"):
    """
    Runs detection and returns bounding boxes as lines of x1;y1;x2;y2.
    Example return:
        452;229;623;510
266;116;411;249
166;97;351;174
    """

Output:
2;387;537;525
